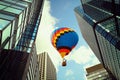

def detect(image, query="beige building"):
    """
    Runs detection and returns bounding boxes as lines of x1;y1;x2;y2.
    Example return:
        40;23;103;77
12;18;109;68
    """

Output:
86;64;112;80
38;52;56;80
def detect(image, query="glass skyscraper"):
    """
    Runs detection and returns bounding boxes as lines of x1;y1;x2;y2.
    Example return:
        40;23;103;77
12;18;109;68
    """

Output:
75;0;120;79
0;0;44;80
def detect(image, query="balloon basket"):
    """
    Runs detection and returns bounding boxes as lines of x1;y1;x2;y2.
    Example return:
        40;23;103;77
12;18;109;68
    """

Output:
62;59;67;66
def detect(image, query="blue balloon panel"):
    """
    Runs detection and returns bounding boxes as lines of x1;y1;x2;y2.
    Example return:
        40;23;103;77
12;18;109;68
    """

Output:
56;31;79;49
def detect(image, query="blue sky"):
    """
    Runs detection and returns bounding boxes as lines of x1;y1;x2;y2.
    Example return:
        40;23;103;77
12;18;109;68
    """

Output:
36;0;100;80
50;0;88;47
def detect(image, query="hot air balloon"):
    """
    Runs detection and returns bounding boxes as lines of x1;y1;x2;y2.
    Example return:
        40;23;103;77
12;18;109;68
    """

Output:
51;27;79;66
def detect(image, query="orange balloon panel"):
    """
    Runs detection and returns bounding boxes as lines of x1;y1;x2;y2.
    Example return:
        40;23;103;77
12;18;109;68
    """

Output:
58;48;70;58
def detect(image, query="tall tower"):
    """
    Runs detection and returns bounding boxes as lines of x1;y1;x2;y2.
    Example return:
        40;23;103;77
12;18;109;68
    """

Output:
0;0;44;80
75;0;120;79
38;52;57;80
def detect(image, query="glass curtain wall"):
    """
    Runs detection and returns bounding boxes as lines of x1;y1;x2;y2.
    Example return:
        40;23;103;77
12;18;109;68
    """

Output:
0;0;30;50
80;0;120;79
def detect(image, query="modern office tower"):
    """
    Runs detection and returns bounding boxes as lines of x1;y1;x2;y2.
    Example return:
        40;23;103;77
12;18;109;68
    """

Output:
75;0;120;79
26;44;40;80
38;52;57;80
86;64;113;80
0;43;39;80
0;0;44;80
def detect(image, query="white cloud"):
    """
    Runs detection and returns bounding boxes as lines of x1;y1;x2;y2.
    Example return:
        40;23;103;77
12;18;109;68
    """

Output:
66;46;100;68
36;0;61;72
65;69;74;76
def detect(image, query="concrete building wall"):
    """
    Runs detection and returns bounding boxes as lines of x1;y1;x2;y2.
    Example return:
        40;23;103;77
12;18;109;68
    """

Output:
38;52;56;80
75;11;102;63
86;64;112;80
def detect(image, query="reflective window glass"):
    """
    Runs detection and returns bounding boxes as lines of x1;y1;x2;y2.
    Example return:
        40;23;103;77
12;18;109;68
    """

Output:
7;0;28;7
0;4;6;10
2;24;11;44
18;13;23;26
11;20;15;36
5;0;28;7
27;48;31;53
11;5;25;10
22;10;26;24
4;7;21;14
0;1;11;6
4;42;9;49
16;27;21;40
4;0;16;3
23;0;33;3
0;13;15;21
9;20;15;49
27;72;30;80
0;19;10;30
15;39;19;47
20;22;24;33
0;1;25;10
16;1;29;7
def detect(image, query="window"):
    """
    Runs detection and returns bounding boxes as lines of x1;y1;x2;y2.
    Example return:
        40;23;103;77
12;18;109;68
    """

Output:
0;1;11;6
2;24;11;44
4;7;21;14
23;0;33;3
18;13;23;26
16;27;21;40
0;19;10;30
4;41;9;49
27;72;30;80
16;1;29;7
0;13;15;21
0;4;6;10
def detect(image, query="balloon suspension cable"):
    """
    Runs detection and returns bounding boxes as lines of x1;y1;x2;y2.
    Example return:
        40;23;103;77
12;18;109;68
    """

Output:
62;58;67;66
63;58;66;62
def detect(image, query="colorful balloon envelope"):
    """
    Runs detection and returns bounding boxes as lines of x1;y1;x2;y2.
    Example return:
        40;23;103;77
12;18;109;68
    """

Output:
51;27;79;66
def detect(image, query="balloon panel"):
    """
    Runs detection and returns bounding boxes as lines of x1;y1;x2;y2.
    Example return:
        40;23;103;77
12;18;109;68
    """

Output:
56;31;78;49
51;27;72;48
51;27;79;58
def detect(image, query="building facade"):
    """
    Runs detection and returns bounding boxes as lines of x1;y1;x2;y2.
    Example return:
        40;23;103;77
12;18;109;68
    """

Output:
0;43;39;80
86;64;112;80
0;0;44;80
25;43;40;80
75;0;120;79
38;52;57;80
